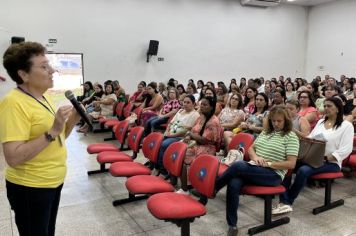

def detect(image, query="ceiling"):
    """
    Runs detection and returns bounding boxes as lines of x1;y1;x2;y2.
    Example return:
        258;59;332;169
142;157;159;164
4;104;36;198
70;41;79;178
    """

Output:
283;0;337;7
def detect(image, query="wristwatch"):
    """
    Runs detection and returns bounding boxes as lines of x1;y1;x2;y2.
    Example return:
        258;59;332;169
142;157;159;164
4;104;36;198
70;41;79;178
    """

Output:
44;131;56;142
267;161;273;168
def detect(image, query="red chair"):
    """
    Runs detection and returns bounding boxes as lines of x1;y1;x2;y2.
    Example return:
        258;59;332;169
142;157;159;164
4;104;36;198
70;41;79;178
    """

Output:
310;171;344;215
87;126;144;175
93;102;123;133
112;142;187;206
109;132;164;178
240;170;293;235
123;102;134;119
86;120;130;174
218;133;254;177
147;154;219;236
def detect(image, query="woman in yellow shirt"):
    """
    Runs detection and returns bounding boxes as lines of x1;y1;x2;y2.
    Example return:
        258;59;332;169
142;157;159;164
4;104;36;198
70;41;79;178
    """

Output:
0;42;81;236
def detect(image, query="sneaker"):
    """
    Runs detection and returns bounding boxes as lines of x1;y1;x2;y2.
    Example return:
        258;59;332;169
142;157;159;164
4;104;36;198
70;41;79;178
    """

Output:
227;226;238;236
272;203;293;215
175;188;189;195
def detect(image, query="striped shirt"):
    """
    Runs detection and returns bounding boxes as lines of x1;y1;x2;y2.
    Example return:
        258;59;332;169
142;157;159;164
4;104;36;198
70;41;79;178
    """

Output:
254;131;299;179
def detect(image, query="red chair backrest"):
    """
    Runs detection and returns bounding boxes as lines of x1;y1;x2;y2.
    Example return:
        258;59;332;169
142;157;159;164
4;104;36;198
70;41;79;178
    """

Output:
123;103;134;118
114;120;130;144
115;102;126;117
127;126;144;152
142;132;164;163
228;133;254;161
163;142;187;177
133;107;143;124
189;154;219;199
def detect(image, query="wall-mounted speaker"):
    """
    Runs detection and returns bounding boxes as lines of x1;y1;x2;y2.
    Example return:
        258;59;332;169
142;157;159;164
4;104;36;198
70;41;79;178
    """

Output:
11;37;25;44
147;40;159;56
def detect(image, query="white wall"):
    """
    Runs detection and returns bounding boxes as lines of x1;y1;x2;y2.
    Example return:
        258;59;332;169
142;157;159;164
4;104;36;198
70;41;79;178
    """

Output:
306;0;356;80
0;0;307;96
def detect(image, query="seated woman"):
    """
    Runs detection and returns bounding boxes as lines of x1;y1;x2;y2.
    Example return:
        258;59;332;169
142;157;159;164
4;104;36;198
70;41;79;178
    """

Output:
144;88;181;137
112;80;126;103
78;83;117;133
183;96;222;165
216;83;229;107
177;84;187;103
77;81;94;102
156;95;200;171
83;84;104;108
273;97;353;215
129;81;146;108
218;93;245;132
315;84;338;114
285;99;310;138
201;88;222;116
243;87;257;114
224;93;269;147
140;82;164;126
186;83;200;102
216;105;299;236
298;91;319;129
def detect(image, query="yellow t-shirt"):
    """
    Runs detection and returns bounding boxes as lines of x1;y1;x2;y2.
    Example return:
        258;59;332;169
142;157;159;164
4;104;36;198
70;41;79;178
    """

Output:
0;89;67;188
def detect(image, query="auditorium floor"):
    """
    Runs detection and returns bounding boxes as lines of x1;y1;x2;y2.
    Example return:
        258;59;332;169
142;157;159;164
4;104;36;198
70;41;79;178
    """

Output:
1;131;356;236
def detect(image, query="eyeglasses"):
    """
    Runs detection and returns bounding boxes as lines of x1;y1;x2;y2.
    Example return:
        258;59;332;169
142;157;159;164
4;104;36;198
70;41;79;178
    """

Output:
230;97;239;101
32;64;55;73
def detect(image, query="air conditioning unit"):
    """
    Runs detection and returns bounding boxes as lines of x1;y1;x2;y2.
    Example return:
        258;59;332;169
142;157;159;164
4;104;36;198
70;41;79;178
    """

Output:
241;0;281;7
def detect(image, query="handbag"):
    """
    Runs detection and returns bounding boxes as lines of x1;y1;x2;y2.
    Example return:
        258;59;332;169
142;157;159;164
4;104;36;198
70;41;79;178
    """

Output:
221;147;245;166
297;137;326;168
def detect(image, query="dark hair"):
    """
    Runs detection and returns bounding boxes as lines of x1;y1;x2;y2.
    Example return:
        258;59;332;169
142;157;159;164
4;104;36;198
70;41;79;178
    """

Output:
199;96;216;136
218;83;228;94
84;81;94;92
285;81;295;91
244;87;258;107
265;105;293;136
229;93;243;109
177;84;186;94
322;84;341;96
184;94;196;104
105;83;114;95
203;87;217;101
206;81;215;90
253;92;269;114
323;97;344;129
298;91;316;108
104;80;112;87
147;82;158;93
140;81;147;87
197;80;204;87
3;42;46;84
187;83;198;94
167;81;175;88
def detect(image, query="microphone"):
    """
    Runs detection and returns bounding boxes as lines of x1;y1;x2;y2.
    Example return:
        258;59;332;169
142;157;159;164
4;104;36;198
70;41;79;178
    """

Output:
65;90;92;129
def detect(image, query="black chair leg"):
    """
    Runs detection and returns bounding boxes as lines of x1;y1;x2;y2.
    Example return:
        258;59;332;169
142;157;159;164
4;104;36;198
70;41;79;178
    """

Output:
87;163;108;175
104;131;115;141
180;220;190;236
248;195;290;235
112;193;149;206
313;179;344;215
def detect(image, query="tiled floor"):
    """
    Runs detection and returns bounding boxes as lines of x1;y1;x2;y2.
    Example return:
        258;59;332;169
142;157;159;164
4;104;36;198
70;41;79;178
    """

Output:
1;130;356;236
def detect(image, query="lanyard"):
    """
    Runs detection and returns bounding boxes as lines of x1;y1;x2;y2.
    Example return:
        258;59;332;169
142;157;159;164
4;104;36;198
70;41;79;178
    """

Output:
17;87;56;116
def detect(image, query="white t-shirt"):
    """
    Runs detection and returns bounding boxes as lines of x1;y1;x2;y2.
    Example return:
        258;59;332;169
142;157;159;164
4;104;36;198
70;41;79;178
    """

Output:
308;119;354;167
168;109;200;135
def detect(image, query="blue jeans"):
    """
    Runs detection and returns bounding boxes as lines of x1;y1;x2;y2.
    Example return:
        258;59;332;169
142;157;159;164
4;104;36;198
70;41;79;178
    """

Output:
6;180;63;236
279;162;340;205
215;161;282;227
144;116;169;136
156;137;182;169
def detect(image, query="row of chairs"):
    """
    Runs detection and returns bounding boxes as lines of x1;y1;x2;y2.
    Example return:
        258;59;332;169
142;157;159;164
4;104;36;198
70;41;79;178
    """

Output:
85;120;351;236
